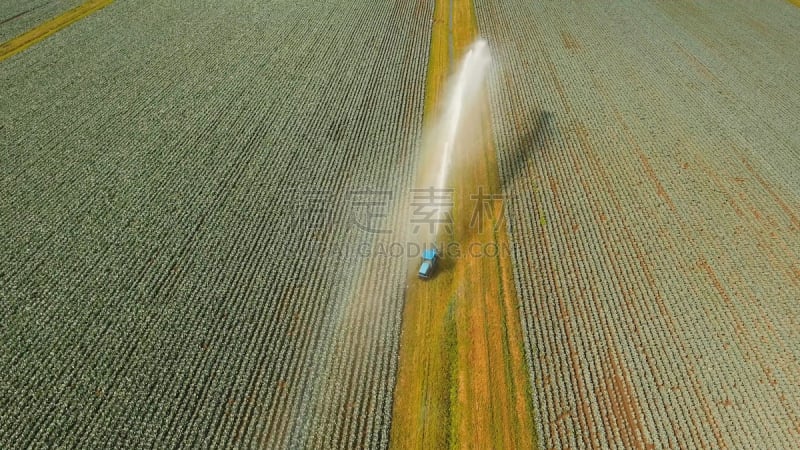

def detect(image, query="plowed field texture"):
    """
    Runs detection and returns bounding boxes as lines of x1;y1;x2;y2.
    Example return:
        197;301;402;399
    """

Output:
1;0;799;449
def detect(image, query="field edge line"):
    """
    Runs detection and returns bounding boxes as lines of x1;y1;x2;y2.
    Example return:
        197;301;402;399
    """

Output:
0;0;114;62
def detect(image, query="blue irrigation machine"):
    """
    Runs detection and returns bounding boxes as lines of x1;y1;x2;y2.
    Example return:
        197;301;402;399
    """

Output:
418;247;439;279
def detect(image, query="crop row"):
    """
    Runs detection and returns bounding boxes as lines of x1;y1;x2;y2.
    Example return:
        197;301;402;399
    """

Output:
1;0;432;448
0;0;87;43
475;0;800;448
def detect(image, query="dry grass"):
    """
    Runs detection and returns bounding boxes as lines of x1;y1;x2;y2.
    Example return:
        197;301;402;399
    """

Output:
390;0;537;448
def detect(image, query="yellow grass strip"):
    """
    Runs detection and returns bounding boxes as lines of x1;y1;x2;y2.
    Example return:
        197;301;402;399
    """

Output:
390;0;453;446
787;0;800;7
391;0;538;448
0;0;114;62
422;0;451;120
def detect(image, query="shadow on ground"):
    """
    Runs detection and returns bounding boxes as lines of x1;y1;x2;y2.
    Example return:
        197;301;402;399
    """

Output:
501;109;556;192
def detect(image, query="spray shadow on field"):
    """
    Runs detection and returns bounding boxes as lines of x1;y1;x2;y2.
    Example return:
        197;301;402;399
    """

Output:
435;108;556;262
431;110;557;266
501;110;556;192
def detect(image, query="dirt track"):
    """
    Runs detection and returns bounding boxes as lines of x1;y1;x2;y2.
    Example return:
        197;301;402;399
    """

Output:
390;0;536;448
